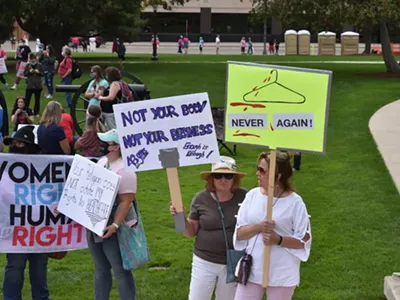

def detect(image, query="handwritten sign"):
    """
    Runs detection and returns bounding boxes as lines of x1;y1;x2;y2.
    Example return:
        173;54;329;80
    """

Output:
16;62;27;79
113;92;220;172
58;155;121;236
18;124;39;144
0;58;7;74
0;154;88;253
225;62;332;154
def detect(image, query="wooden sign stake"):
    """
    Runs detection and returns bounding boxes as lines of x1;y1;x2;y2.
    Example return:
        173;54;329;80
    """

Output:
166;168;186;234
262;149;277;288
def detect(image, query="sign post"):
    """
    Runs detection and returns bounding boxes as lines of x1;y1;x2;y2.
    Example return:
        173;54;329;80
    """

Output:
113;92;220;233
224;61;332;288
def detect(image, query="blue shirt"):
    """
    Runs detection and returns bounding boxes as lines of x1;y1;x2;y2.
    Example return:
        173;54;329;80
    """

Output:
87;79;109;106
37;123;66;154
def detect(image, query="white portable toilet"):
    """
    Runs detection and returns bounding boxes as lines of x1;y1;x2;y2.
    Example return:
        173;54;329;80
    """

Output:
318;31;336;55
285;30;298;55
341;31;359;55
298;30;311;55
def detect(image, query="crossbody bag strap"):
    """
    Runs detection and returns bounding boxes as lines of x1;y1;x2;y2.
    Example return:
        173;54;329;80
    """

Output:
214;192;231;252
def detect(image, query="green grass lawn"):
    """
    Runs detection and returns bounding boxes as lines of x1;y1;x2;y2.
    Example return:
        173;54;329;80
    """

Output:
0;54;399;299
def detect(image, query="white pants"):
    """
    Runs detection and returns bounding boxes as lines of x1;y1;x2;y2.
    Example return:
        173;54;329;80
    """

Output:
103;112;116;130
90;42;96;52
189;254;237;300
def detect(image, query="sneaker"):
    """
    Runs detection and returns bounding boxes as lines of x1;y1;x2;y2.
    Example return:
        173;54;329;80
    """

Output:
47;94;53;99
4;83;9;89
10;85;17;90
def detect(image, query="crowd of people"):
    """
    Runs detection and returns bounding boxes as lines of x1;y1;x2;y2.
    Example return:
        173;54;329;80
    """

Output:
0;40;310;300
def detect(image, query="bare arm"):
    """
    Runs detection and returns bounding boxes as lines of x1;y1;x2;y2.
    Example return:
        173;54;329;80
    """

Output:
236;223;263;241
11;113;18;124
113;193;135;226
185;218;199;238
102;193;135;239
59;138;71;154
99;82;120;101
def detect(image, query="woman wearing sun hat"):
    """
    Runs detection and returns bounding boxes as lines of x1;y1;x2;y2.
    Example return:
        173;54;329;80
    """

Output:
170;156;247;300
86;129;139;300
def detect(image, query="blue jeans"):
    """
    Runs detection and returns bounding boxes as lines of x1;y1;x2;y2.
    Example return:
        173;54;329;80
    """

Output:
44;72;54;95
3;253;50;300
61;76;72;108
87;231;136;300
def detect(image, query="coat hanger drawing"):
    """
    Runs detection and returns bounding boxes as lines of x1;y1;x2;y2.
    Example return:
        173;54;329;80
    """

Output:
242;69;306;104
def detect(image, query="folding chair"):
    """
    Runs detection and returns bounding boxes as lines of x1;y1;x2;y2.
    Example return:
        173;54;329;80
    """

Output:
211;107;237;156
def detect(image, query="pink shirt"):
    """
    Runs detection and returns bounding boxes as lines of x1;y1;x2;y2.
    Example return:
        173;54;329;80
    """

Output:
0;49;6;58
97;157;137;194
183;37;189;43
72;37;80;45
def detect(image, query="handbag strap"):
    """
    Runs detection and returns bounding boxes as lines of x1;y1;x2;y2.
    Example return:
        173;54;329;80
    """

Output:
214;192;231;252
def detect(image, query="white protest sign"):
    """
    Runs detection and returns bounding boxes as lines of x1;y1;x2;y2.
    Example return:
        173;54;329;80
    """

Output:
58;155;121;236
113;92;220;172
16;62;27;79
0;58;7;74
18;124;39;144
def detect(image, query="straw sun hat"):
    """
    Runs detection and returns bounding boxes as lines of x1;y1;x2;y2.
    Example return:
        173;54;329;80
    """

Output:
200;156;247;180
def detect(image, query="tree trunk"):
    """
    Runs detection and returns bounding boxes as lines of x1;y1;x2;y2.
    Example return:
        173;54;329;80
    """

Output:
363;20;372;54
380;21;400;73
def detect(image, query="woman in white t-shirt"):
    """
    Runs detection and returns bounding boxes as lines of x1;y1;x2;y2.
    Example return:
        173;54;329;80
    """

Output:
233;151;312;300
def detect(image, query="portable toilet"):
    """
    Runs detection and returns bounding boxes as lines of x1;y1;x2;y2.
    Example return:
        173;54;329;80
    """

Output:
298;30;311;55
318;31;336;55
285;30;298;55
341;31;359;55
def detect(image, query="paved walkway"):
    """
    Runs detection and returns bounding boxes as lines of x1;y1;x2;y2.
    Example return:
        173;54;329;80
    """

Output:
1;41;369;55
369;100;400;194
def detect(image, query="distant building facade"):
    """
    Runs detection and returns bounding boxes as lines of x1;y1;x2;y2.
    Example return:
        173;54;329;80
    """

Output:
141;0;283;39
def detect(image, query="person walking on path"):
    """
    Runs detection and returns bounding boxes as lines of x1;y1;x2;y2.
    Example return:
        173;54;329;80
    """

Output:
11;39;31;90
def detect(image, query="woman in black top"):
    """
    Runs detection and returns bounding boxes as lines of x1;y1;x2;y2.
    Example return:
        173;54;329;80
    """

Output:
40;44;57;99
24;53;44;115
11;96;34;135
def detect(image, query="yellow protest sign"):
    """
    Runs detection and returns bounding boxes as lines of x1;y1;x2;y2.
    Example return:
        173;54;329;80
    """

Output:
224;62;332;154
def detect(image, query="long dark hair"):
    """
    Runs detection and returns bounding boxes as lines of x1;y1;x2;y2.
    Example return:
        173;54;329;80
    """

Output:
13;96;28;111
47;44;55;57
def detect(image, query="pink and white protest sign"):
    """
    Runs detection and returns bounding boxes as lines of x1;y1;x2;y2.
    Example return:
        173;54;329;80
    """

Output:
0;154;88;253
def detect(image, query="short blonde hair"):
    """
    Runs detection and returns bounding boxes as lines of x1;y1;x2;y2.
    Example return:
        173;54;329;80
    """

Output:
41;101;63;127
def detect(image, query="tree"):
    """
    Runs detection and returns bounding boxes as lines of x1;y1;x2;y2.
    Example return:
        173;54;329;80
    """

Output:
247;0;272;55
0;0;143;57
346;0;400;72
142;0;190;60
0;10;14;43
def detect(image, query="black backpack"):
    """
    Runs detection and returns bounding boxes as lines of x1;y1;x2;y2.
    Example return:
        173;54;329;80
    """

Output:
71;60;82;79
65;57;82;79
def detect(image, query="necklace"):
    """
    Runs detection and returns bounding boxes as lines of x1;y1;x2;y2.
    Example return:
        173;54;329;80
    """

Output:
272;189;286;207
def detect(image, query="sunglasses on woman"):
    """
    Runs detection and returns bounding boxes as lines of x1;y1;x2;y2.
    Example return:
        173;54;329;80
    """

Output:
212;173;234;180
256;166;267;174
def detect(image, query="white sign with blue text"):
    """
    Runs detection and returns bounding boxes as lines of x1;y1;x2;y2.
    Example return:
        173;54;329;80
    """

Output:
113;92;220;172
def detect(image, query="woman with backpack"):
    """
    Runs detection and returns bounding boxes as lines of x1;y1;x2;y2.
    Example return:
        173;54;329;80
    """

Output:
58;46;73;109
98;67;133;130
